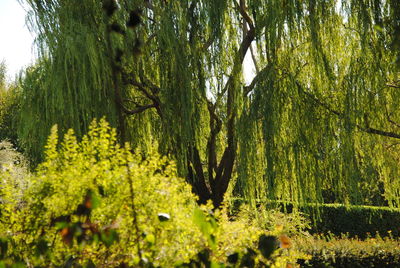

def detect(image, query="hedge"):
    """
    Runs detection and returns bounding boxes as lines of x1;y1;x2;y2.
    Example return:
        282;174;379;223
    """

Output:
299;203;400;238
231;199;400;238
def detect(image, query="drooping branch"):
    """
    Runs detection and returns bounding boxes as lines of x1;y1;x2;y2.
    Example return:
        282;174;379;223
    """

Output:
386;83;400;89
245;68;400;140
138;69;161;95
360;126;400;139
122;103;157;115
384;104;400;129
295;81;400;140
387;117;400;129
295;82;341;117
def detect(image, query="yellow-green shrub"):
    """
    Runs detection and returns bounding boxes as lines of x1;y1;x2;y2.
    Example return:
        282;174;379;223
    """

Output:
0;118;305;267
297;235;400;267
1;119;204;266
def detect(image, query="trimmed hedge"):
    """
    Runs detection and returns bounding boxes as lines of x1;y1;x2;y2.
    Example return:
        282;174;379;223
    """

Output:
231;199;400;238
296;236;400;267
300;203;400;239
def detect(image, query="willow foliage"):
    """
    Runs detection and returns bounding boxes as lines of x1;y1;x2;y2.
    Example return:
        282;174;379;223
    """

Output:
19;0;400;207
19;0;121;163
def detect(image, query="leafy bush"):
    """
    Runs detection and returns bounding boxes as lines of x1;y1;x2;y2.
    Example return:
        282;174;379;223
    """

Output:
0;119;305;267
179;207;308;267
0;76;20;145
230;203;311;237
0;140;29;203
1;118;203;266
296;235;400;267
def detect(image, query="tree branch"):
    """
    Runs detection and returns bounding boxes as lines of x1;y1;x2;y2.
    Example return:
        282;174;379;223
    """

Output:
360;126;400;139
122;103;157;115
296;81;400;140
207;100;222;184
244;64;272;96
385;105;400;129
138;69;160;95
211;0;256;207
238;0;254;31
386;83;400;89
216;3;255;103
122;75;163;117
189;146;211;204
296;82;341;117
122;98;157;114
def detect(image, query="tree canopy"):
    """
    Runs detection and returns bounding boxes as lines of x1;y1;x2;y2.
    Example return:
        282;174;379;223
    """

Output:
0;61;20;145
17;0;400;207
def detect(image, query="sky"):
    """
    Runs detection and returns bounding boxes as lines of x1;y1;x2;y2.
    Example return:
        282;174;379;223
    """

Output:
0;0;35;80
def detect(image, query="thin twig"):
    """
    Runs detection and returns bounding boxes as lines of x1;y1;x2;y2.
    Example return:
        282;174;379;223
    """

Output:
125;152;143;261
386;83;400;89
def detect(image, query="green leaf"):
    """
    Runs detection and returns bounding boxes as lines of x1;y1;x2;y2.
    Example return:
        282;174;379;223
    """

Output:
35;238;49;256
100;229;119;247
258;235;278;259
193;208;217;250
145;233;156;244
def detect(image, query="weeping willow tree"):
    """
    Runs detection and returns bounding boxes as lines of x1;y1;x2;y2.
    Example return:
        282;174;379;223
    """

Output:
18;0;400;207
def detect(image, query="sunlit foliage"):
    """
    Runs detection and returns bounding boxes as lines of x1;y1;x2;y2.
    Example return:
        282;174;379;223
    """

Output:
0;62;20;145
17;0;400;207
0;119;304;266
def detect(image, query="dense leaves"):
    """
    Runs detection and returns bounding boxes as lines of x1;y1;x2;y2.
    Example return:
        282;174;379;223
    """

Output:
17;0;400;208
2;1;400;266
0;62;20;146
0;119;304;266
297;235;400;268
298;203;400;239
